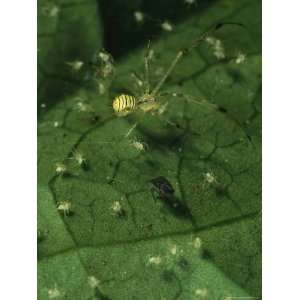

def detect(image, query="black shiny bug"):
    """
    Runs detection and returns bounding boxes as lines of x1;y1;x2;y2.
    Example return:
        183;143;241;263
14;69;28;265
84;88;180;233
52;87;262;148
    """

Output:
150;176;191;219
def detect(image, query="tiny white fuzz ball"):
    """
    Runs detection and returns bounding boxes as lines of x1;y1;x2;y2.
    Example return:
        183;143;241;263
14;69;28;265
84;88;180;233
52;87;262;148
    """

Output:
161;21;173;32
193;237;202;249
98;82;106;95
195;288;208;297
53;121;59;128
134;11;144;23
88;276;100;288
48;287;62;299
148;256;162;265
185;0;196;4
235;52;246;64
111;201;122;213
170;244;177;255
66;60;84;71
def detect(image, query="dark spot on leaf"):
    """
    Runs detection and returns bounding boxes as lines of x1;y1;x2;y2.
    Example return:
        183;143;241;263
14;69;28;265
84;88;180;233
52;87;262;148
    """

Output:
161;270;175;283
202;249;214;261
177;257;189;270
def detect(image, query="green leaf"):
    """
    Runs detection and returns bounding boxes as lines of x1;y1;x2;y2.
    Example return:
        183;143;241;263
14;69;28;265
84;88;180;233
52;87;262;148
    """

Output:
38;0;261;299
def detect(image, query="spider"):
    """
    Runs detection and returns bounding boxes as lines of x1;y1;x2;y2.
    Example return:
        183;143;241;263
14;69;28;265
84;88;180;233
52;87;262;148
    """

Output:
111;22;244;121
108;22;248;137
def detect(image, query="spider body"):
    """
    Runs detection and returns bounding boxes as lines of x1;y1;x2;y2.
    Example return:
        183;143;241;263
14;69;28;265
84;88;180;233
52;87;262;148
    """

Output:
112;93;160;116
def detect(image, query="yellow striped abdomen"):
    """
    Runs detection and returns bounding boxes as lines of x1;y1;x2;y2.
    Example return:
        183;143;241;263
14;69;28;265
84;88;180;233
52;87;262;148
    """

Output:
112;94;136;114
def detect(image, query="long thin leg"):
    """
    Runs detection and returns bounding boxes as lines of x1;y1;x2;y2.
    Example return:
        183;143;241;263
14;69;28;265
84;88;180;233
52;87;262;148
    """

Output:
144;41;151;94
150;22;246;97
160;91;253;145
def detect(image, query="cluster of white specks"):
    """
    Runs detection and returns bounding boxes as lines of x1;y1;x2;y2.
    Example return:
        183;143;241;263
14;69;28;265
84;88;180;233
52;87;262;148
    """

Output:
66;60;84;71
53;121;60;128
88;276;100;288
47;286;62;299
161;21;173;32
148;256;162;265
235;52;246;64
205;36;226;60
55;163;67;174
195;288;208;297
134;11;144;23
193;237;202;249
57;201;72;216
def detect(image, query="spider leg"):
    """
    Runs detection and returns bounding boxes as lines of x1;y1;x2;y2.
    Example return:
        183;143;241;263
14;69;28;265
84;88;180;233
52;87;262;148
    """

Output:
150;22;247;97
160;91;253;145
144;41;152;94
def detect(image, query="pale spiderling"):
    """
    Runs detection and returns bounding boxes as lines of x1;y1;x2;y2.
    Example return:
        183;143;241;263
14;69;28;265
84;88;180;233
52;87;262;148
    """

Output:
130;139;148;151
204;172;217;184
57;200;72;217
55;163;67;175
71;150;87;166
111;201;126;218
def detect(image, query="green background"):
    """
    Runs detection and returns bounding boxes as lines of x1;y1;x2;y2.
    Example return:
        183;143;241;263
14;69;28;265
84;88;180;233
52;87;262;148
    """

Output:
38;0;261;299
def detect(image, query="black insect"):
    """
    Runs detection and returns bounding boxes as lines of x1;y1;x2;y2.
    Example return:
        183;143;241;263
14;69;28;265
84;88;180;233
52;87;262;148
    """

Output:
150;176;192;219
150;176;175;199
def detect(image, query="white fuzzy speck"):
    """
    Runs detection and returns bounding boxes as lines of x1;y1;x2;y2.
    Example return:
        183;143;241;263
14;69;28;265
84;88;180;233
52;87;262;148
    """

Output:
134;11;144;23
88;276;100;288
48;286;62;299
205;172;215;184
161;21;173;32
235;52;246;64
195;288;208;297
193;237;202;249
66;60;84;71
149;256;162;265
